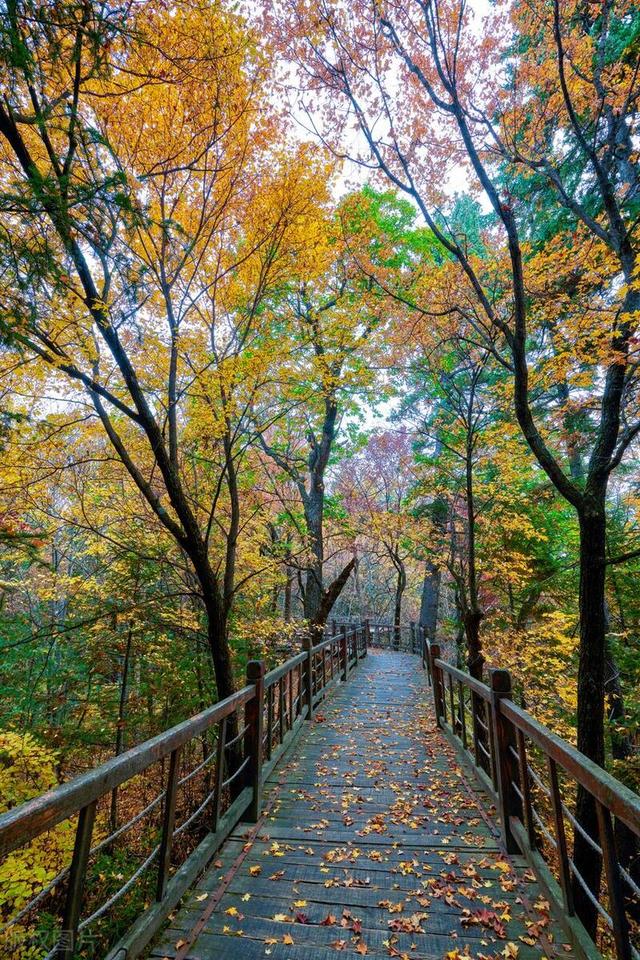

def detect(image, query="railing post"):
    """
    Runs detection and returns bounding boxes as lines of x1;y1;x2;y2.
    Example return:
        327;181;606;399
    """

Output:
156;747;181;900
548;757;575;915
245;660;265;822
364;618;370;655
56;799;97;960
212;716;227;831
429;643;444;727
340;624;348;681
596;800;632;960
303;635;314;721
489;669;519;854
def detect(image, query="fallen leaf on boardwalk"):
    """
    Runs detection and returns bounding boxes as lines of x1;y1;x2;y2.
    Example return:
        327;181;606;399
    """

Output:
269;870;285;880
273;913;293;921
283;933;294;944
249;865;262;876
195;893;208;902
264;938;278;945
225;907;242;918
345;876;370;887
501;944;519;959
355;943;368;955
461;908;506;938
321;914;337;926
330;940;347;951
378;899;404;913
293;899;307;906
388;913;427;934
241;893;251;901
175;941;187;950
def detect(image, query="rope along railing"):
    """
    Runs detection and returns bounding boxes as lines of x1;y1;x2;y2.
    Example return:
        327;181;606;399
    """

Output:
0;624;368;960
422;636;640;960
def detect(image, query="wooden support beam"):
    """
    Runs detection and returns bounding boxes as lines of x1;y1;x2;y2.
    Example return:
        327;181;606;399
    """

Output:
490;668;519;854
244;661;265;823
56;799;97;960
156;747;181;901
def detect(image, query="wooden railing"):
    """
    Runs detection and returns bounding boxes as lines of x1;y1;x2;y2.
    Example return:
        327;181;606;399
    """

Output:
0;625;367;960
424;638;640;960
333;618;424;655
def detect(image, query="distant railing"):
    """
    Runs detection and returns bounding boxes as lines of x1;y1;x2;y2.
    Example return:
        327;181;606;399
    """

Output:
423;637;640;960
0;624;367;960
332;618;424;656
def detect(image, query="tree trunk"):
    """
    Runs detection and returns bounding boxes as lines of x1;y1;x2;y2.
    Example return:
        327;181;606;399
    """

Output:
463;608;484;680
464;432;484;680
313;557;357;629
284;563;293;622
605;643;640;921
419;560;441;641
204;595;236;702
110;622;134;835
303;484;324;628
572;506;607;936
393;561;406;650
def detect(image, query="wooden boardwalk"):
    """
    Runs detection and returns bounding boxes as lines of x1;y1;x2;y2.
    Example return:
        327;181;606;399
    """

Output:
152;651;573;960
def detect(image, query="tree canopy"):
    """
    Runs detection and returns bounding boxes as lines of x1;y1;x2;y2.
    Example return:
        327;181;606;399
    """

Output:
0;0;638;953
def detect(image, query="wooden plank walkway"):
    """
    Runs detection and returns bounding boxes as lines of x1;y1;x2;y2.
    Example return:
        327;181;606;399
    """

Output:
151;651;574;960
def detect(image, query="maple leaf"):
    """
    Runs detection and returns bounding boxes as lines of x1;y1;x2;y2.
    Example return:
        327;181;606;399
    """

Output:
502;944;519;959
355;942;368;955
283;933;294;944
321;914;337;926
249;864;262;876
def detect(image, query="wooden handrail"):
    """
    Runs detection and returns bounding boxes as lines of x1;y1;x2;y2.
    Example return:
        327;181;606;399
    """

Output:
0;623;368;960
425;638;640;960
500;699;640;837
264;651;306;687
0;684;255;859
434;657;492;701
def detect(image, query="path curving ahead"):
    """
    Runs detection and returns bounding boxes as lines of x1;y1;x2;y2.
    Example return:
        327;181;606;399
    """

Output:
151;651;573;960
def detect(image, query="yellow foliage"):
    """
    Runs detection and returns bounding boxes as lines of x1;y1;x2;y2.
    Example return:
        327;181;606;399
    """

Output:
0;734;76;956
